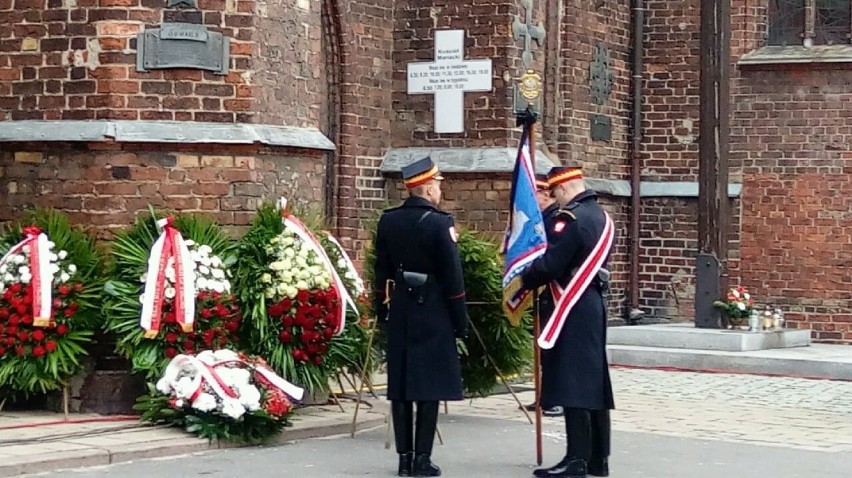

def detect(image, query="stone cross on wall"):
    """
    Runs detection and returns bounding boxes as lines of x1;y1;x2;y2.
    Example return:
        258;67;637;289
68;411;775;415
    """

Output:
513;0;546;69
407;30;493;134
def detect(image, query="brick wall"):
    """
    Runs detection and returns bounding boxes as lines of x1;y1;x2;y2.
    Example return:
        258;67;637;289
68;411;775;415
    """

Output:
391;0;521;148
0;0;326;126
550;0;632;180
642;0;700;181
0;144;325;238
730;1;852;343
332;0;395;262
254;0;327;128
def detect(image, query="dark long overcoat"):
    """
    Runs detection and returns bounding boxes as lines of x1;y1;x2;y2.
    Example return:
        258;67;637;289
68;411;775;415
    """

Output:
522;190;615;411
373;197;468;402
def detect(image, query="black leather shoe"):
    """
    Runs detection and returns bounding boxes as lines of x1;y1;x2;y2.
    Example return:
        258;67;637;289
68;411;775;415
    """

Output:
588;457;608;477
537;457;587;478
542;406;564;417
398;452;414;476
533;456;568;477
413;454;441;477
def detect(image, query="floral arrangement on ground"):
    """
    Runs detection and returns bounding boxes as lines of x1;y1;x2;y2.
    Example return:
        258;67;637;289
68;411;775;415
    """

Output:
133;349;303;443
0;209;102;397
103;212;242;382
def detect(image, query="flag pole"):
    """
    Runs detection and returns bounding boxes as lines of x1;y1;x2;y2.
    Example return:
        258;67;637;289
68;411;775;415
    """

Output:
527;116;544;466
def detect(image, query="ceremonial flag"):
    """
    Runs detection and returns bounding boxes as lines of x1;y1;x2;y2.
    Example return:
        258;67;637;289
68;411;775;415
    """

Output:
502;124;547;326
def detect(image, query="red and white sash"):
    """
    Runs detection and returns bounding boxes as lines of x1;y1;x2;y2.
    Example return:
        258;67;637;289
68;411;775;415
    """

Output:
140;218;196;338
538;212;614;350
0;226;53;327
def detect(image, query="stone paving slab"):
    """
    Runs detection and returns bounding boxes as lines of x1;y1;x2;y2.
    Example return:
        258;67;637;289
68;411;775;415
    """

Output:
0;401;387;477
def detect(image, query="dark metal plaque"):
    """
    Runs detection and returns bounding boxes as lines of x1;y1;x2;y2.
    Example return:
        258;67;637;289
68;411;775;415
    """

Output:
136;23;229;75
167;0;198;8
590;114;611;142
589;41;613;106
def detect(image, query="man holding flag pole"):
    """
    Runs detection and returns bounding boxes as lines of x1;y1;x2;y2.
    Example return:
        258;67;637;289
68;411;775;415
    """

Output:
510;162;616;478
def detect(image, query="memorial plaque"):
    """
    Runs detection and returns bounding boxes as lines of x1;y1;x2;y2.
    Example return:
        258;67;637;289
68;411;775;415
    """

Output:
136;23;229;75
590;114;611;142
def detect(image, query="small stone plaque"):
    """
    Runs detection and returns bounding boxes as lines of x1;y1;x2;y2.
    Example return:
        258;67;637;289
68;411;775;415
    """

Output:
136;23;229;75
590;114;611;142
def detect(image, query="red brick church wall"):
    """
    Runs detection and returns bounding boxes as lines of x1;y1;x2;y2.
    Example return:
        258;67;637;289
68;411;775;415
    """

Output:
730;1;852;343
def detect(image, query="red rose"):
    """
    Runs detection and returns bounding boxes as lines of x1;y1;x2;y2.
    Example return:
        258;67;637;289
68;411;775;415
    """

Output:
224;320;239;332
165;333;179;343
211;291;221;300
280;299;292;310
17;331;28;342
74;283;84;293
52;298;63;309
68;302;78;312
319;343;328;354
15;346;26;357
15;304;27;314
31;329;45;342
198;291;208;301
268;303;284;318
323;328;334;340
0;346;6;356
216;304;228;318
5;337;15;346
300;333;311;345
279;331;292;343
32;345;46;358
45;340;57;352
56;324;68;336
201;308;214;319
64;308;74;317
296;290;309;303
183;340;195;352
313;355;323;366
0;308;8;319
58;284;71;296
21;315;33;325
165;347;178;358
164;311;177;324
8;315;18;326
10;284;21;294
307;343;319;355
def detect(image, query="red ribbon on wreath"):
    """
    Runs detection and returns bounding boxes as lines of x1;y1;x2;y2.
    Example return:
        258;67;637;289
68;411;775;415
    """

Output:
0;225;53;327
140;218;196;339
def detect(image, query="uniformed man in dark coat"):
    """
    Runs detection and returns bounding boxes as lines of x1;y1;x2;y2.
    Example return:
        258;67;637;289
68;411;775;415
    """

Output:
520;166;615;478
373;156;469;477
523;173;564;417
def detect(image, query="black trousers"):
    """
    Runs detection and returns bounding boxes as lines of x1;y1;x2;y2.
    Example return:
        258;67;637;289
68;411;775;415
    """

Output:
565;408;611;462
391;400;440;456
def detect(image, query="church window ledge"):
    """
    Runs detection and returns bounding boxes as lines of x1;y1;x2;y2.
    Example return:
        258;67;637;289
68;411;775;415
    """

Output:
738;45;852;67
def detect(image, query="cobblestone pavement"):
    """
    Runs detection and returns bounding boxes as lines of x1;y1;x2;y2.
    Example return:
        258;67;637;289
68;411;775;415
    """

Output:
450;367;852;453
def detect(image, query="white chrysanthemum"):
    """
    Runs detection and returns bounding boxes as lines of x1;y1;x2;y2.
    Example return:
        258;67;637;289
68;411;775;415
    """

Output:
270;261;286;271
284;248;295;258
261;273;272;283
20;273;32;284
156;378;172;395
185;239;196;247
295;280;308;290
59;272;70;283
197;277;208;290
737;302;746;311
165;287;176;299
174;377;195;398
221;398;245;420
276;283;288;295
200;256;211;267
199;265;210;275
199;245;212;256
67;264;77;274
212;281;224;293
264;288;275;299
49;263;60;275
238;385;262;411
213;349;239;362
211;256;222;267
212;268;224;279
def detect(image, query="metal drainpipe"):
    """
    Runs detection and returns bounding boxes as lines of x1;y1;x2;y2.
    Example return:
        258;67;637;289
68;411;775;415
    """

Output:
628;0;645;324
